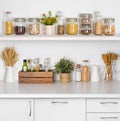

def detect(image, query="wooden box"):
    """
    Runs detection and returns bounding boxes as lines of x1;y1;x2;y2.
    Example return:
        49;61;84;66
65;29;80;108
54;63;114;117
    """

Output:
19;71;54;83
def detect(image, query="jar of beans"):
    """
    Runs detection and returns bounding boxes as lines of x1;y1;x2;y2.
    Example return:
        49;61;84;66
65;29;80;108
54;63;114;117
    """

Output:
66;18;78;35
104;18;115;36
14;18;26;35
28;18;40;35
79;14;92;35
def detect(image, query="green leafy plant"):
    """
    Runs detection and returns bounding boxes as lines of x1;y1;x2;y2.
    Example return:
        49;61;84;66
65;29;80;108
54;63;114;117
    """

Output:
54;57;74;73
41;11;58;25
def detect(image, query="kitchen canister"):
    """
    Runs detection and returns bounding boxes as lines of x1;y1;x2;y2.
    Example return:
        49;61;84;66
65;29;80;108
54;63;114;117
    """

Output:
90;65;100;82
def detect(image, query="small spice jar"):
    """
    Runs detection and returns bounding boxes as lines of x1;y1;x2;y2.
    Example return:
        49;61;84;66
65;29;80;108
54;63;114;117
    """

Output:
104;18;115;36
28;18;40;35
66;18;78;35
14;18;26;35
79;14;92;35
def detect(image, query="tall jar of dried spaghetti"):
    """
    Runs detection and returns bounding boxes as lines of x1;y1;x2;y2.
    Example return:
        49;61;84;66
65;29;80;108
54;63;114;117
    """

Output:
104;18;115;36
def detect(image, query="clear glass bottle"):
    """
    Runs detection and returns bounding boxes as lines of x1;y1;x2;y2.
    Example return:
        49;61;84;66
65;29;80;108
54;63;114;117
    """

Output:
56;11;64;35
22;59;28;72
14;18;26;35
66;18;78;35
94;11;103;35
28;18;40;35
4;11;13;35
81;60;89;82
79;14;92;35
75;64;81;82
104;18;115;36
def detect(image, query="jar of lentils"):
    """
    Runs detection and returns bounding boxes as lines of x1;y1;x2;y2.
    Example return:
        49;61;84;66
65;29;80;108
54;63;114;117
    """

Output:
14;18;26;35
104;18;115;36
28;18;40;35
79;14;92;35
66;18;78;35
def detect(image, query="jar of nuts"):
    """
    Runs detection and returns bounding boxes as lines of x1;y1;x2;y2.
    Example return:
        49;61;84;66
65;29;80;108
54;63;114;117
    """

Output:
28;18;40;35
104;18;115;36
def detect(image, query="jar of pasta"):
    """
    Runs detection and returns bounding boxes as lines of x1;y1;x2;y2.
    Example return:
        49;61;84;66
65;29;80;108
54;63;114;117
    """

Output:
104;18;115;36
14;18;26;35
28;18;40;35
66;18;78;35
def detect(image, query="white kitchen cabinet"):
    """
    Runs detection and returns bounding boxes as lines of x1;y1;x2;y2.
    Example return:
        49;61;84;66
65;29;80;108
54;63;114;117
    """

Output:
0;99;33;121
35;99;85;121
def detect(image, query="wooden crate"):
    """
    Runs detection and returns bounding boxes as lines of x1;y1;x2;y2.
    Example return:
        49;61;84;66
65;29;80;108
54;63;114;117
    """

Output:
19;71;54;83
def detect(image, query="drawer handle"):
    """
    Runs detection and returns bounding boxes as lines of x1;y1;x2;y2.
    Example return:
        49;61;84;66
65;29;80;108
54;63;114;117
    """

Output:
100;102;118;104
100;117;118;119
29;101;32;117
52;101;68;104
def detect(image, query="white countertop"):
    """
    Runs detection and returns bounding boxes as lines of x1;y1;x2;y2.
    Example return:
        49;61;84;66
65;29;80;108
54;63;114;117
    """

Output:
0;81;120;98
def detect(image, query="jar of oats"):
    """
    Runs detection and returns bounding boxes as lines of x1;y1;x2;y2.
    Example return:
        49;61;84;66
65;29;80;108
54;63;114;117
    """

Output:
28;18;40;35
104;18;115;36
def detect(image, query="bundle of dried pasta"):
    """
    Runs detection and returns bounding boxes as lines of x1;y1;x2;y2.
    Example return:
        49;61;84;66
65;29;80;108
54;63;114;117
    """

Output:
102;52;118;81
2;47;19;67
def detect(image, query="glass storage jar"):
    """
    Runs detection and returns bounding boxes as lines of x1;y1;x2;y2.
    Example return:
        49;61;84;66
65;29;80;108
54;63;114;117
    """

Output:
14;18;26;35
28;18;40;35
104;18;115;36
79;14;92;35
66;18;78;35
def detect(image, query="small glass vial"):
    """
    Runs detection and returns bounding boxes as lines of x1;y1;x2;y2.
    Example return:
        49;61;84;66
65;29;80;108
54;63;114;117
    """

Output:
81;60;89;82
56;11;64;35
66;18;78;35
14;18;26;35
4;11;13;35
22;59;28;72
75;64;81;82
28;18;40;35
104;18;115;36
94;11;103;35
79;14;92;35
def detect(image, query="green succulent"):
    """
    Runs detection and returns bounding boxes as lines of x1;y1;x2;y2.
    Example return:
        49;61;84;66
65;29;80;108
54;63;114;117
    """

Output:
54;57;74;73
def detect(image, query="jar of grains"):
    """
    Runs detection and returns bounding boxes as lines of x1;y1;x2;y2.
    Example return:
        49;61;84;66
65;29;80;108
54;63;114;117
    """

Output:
79;14;92;35
14;18;26;35
28;18;40;35
104;18;115;36
66;18;78;35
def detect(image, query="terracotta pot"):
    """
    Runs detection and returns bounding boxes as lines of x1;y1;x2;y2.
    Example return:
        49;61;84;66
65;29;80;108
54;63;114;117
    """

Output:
60;73;70;83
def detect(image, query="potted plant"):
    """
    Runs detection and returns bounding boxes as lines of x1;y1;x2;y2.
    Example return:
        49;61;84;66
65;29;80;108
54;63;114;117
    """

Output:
54;57;74;83
41;11;57;35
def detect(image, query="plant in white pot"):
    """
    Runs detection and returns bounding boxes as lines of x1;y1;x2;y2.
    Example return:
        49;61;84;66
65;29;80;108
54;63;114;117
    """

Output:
2;47;19;82
41;11;58;35
54;57;74;83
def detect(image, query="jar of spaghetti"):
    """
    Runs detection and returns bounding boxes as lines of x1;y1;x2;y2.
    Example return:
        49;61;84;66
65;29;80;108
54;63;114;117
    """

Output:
66;18;78;35
28;18;40;35
104;18;115;36
14;18;26;35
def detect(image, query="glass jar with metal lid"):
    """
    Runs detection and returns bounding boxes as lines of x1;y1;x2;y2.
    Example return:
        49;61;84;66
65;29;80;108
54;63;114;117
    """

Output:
104;18;115;36
28;18;40;35
66;18;78;35
14;18;26;35
79;14;92;35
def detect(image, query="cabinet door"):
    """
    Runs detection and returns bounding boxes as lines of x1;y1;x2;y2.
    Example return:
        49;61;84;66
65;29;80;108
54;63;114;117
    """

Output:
0;99;33;121
35;99;85;121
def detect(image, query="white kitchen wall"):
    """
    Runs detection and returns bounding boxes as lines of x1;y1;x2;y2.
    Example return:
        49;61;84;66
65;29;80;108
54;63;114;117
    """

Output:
0;0;120;81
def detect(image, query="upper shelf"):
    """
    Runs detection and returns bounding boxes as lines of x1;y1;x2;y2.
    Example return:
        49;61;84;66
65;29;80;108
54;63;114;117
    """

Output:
0;34;120;41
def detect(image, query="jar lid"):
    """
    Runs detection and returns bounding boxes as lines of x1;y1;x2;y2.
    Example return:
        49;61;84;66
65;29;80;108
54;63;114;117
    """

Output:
83;60;88;62
104;18;115;23
66;18;77;22
79;13;92;18
28;18;40;22
14;18;26;22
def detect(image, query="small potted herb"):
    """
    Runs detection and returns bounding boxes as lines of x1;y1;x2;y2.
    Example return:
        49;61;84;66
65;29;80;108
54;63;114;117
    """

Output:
54;57;74;83
41;11;57;35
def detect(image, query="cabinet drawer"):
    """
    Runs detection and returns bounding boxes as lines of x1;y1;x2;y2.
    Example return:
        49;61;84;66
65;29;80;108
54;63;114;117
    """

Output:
87;113;120;121
87;99;120;112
